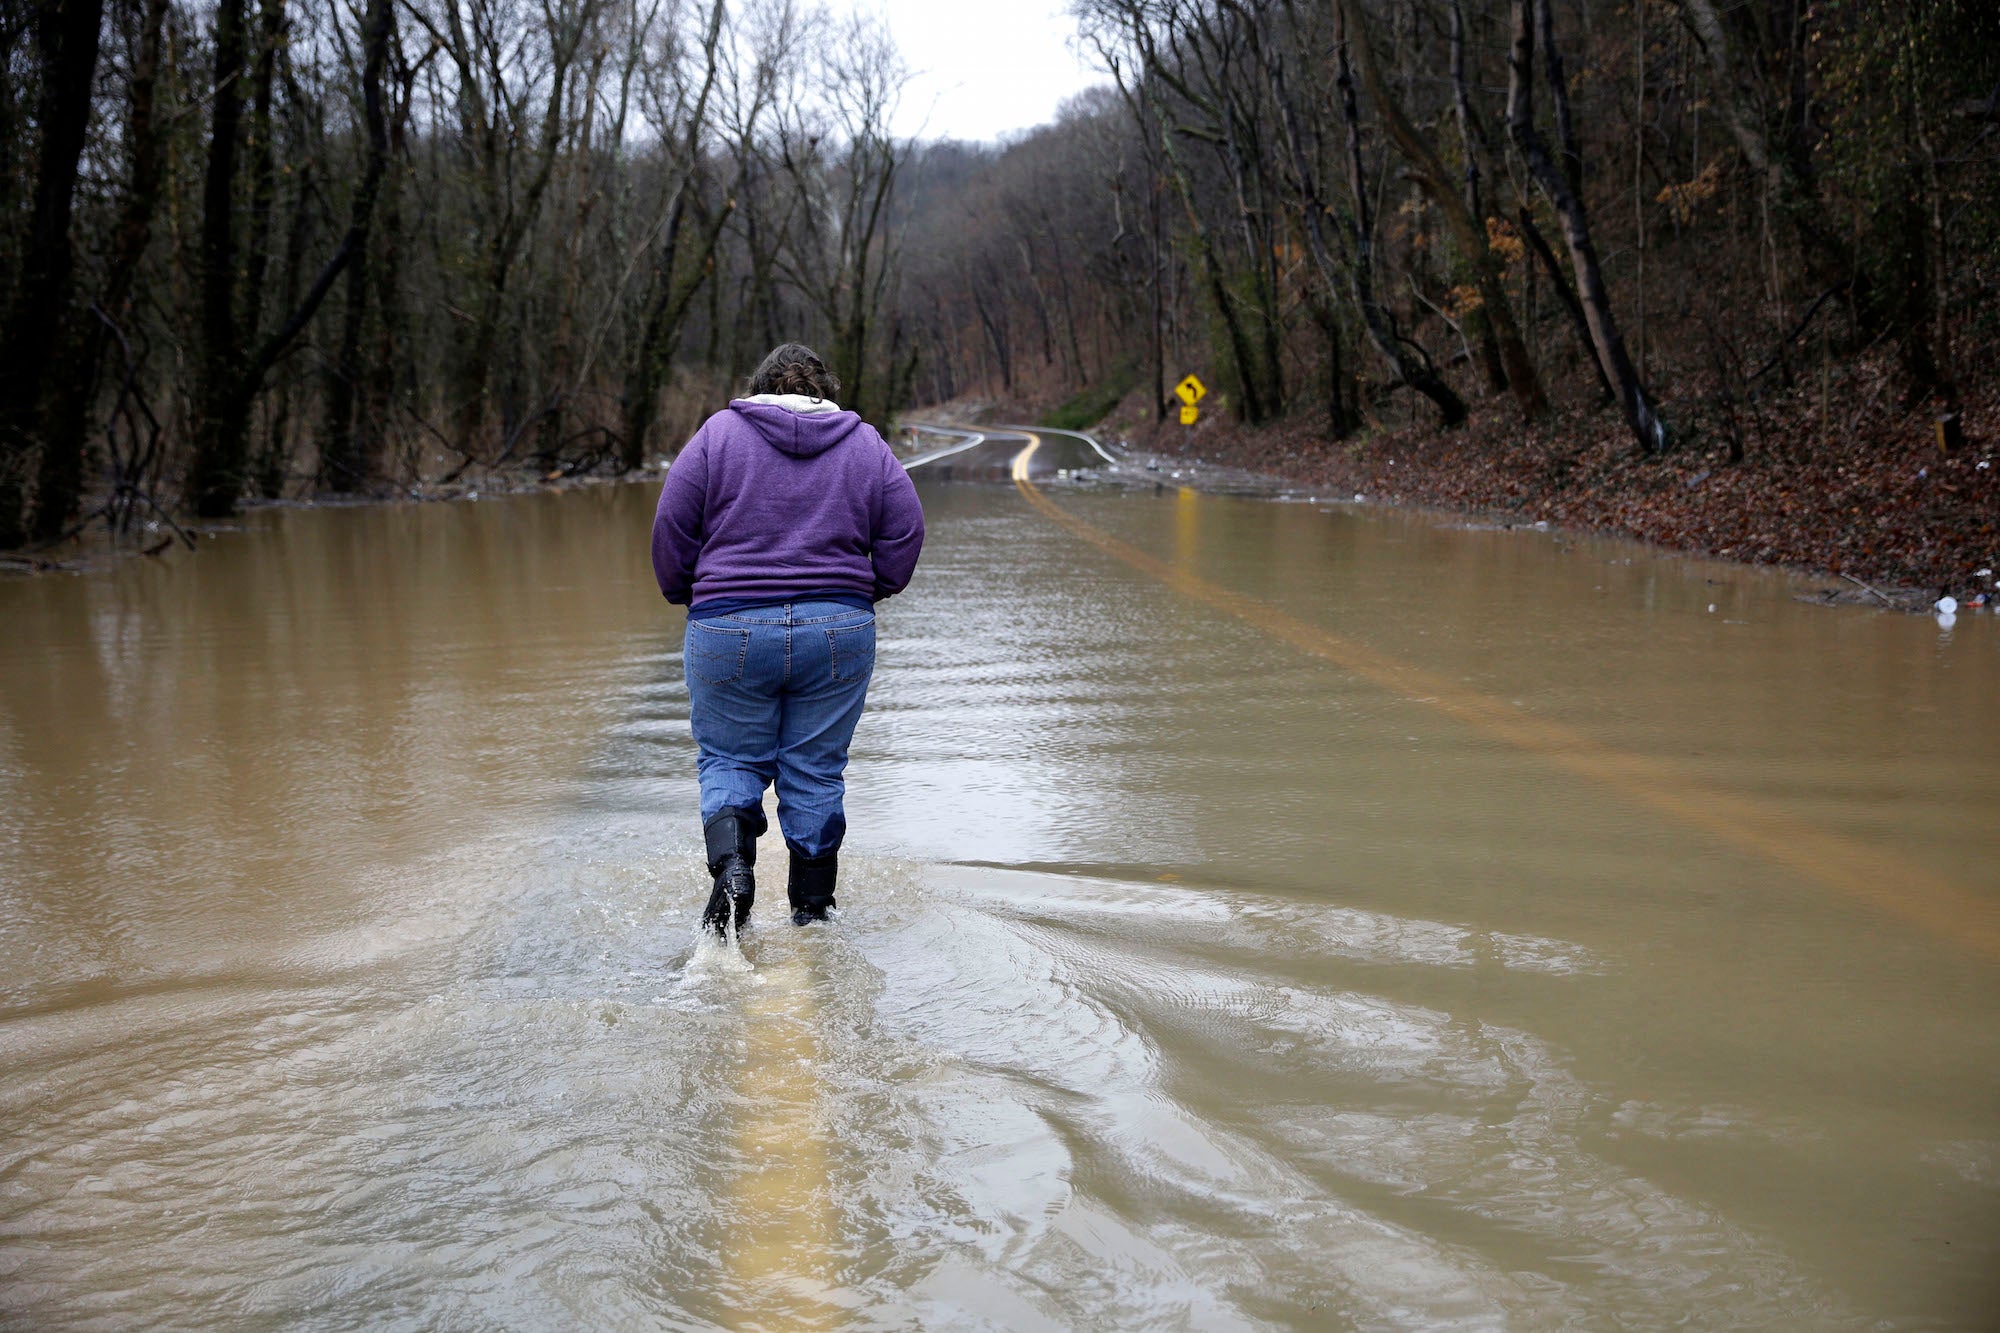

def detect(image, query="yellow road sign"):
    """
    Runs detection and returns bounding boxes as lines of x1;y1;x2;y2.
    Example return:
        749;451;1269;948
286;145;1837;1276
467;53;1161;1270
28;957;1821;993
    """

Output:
1179;403;1198;426
1174;374;1206;405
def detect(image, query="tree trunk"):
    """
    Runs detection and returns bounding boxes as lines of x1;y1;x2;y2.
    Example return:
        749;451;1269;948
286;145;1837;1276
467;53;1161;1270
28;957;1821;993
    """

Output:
1449;0;1510;400
619;0;725;469
365;33;416;485
187;0;252;517
1507;0;1665;453
320;9;390;493
1148;132;1167;422
1146;102;1267;422
972;282;1013;390
1517;207;1615;405
319;223;372;489
0;0;106;545
1330;0;1467;427
621;184;693;470
1669;0;1848;292
35;0;166;541
442;0;591;455
240;0;284;344
1205;38;1286;422
1341;0;1545;420
193;0;394;516
256;159;314;498
1310;300;1356;440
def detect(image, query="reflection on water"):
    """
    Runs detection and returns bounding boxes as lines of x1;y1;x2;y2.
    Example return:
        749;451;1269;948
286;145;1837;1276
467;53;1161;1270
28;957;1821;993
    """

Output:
1;479;1996;1327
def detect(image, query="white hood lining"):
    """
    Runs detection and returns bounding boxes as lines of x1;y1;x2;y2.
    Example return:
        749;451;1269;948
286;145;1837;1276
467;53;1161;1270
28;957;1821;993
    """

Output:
740;393;842;415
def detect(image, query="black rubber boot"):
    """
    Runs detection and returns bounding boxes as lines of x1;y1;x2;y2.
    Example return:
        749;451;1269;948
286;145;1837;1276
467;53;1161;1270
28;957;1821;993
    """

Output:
787;847;838;925
701;807;764;938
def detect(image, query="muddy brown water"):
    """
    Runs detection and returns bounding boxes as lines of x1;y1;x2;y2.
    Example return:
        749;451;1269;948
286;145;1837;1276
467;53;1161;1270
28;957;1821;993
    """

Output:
1;454;1996;1329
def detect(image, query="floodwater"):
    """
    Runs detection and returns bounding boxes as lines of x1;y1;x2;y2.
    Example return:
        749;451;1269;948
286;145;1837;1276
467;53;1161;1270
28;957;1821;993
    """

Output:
2;434;1996;1329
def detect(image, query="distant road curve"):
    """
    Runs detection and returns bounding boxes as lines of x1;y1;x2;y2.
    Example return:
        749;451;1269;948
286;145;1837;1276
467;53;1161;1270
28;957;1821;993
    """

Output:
998;424;1118;466
901;422;1115;477
898;424;988;471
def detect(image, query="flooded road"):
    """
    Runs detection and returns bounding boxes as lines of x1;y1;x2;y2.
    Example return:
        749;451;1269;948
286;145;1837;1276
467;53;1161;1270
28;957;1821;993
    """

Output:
2;445;1997;1328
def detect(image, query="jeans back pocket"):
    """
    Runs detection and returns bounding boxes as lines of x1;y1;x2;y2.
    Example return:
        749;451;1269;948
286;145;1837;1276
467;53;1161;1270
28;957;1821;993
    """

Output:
686;621;749;684
826;621;876;684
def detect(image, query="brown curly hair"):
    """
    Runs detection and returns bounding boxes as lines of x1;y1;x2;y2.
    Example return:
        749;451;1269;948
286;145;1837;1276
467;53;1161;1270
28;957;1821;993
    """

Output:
746;343;841;401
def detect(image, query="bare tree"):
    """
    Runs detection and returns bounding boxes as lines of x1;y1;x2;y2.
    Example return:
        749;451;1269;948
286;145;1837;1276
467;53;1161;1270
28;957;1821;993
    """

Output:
1506;0;1664;452
770;12;905;421
188;0;397;515
37;0;170;539
0;0;105;544
1337;0;1545;420
619;0;733;468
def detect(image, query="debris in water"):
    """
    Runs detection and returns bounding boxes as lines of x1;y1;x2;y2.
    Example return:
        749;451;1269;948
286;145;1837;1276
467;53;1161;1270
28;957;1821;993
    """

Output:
1936;595;1959;615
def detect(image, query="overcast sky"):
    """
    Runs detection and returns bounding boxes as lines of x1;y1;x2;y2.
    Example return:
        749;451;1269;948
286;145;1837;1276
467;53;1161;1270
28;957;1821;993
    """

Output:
829;0;1107;143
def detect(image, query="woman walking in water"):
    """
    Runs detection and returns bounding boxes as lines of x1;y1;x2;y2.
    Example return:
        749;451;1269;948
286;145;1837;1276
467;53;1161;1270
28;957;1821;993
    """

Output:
651;344;925;938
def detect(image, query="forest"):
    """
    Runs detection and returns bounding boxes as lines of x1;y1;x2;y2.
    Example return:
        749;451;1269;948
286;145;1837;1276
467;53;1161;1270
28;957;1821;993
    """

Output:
1;0;1995;576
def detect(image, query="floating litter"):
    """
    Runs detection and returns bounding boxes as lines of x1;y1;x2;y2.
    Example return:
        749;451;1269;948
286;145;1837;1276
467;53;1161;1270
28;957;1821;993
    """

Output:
1936;596;1959;615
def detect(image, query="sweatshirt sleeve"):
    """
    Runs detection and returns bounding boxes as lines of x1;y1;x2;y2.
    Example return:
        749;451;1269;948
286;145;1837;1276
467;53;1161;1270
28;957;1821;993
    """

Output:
651;430;710;604
870;442;925;601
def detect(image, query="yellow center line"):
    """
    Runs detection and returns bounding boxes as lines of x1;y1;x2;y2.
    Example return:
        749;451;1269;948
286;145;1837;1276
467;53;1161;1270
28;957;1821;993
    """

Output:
1010;432;2000;960
724;797;840;1327
1008;432;1039;481
727;953;840;1328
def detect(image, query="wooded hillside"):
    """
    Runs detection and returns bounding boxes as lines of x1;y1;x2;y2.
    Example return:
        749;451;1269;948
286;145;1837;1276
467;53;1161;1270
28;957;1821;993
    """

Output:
903;0;1996;451
0;0;1994;560
0;0;911;540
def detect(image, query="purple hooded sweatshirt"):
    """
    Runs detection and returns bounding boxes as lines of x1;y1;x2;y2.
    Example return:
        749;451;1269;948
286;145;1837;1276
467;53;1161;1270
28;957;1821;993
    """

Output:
650;399;924;610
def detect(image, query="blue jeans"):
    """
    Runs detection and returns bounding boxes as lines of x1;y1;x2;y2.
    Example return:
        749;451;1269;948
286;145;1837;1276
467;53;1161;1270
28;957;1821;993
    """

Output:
684;601;876;858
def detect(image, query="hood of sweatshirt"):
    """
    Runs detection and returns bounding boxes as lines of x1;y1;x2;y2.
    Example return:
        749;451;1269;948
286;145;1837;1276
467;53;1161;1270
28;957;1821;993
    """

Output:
728;397;863;458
